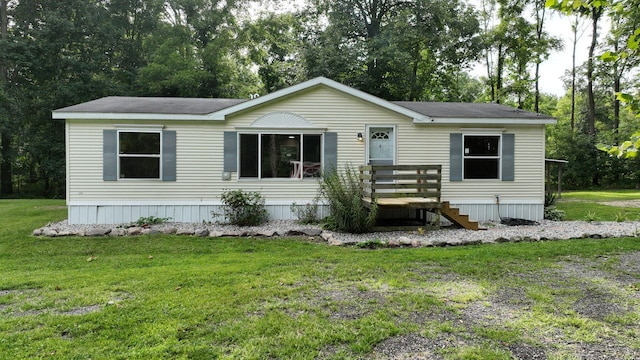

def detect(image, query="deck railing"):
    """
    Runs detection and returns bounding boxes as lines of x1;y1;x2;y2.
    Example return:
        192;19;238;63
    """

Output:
359;164;442;204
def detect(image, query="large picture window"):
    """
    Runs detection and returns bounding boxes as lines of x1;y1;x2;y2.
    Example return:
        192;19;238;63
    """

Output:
463;135;500;179
239;133;322;179
118;131;161;179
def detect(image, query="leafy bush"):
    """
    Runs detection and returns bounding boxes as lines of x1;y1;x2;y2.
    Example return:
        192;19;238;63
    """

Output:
319;164;377;233
131;216;171;227
543;192;564;221
216;189;268;226
291;198;320;224
544;207;565;221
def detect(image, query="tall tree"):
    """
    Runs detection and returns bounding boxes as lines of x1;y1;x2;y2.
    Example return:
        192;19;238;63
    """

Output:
305;0;481;100
0;0;13;195
601;0;640;143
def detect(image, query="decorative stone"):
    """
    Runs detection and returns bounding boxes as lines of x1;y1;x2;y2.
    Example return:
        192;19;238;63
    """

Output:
110;228;127;236
320;232;333;241
388;238;400;247
127;227;142;236
43;229;58;237
32;228;43;236
57;231;72;237
257;230;275;237
328;239;343;246
411;239;421;247
86;228;110;237
195;229;209;237
300;228;322;236
494;237;510;243
209;231;223;238
141;228;161;235
398;236;412;246
162;227;177;234
176;229;195;236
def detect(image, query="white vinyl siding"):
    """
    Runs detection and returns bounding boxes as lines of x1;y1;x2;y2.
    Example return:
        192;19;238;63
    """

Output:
66;86;547;223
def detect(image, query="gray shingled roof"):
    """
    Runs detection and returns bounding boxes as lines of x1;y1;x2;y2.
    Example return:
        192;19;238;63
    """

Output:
54;95;554;120
54;96;247;115
392;101;555;119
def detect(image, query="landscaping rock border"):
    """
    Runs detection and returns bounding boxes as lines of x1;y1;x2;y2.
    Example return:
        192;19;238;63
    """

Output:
32;219;640;247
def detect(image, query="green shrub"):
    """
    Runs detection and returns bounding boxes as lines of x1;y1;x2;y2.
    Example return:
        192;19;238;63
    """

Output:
216;189;268;226
319;164;377;233
544;207;565;221
291;198;320;224
131;216;171;227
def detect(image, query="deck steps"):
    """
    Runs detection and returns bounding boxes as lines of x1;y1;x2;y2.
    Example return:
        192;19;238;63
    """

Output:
441;202;480;231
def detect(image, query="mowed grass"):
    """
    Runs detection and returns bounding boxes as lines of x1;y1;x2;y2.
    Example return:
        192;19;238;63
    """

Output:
557;189;640;221
2;198;640;359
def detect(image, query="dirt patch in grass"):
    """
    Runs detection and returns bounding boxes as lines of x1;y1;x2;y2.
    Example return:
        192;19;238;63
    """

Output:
599;200;640;208
355;252;640;359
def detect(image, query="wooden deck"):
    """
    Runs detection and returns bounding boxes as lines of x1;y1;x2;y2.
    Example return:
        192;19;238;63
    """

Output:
359;164;479;230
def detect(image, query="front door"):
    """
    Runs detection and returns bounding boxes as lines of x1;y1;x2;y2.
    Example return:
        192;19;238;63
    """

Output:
367;126;395;181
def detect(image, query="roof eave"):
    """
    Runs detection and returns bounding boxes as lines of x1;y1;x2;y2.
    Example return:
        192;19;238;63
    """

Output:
52;112;224;121
413;117;557;125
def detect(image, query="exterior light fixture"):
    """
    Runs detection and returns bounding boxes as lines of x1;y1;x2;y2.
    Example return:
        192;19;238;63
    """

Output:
357;132;364;141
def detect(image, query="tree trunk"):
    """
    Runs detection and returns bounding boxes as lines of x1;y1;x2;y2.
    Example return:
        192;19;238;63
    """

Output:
571;16;578;131
496;43;503;104
586;8;601;137
0;0;13;195
534;1;546;113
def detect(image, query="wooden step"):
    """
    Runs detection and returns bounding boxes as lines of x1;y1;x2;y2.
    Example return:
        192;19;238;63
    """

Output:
441;202;480;231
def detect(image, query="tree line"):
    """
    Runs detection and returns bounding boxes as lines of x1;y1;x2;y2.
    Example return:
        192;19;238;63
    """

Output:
0;0;638;198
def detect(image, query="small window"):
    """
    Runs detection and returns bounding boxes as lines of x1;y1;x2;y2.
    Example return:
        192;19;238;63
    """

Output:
239;133;322;179
463;135;500;179
118;131;161;179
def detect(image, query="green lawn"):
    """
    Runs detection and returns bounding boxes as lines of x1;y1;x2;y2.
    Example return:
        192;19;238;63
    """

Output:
2;199;640;359
557;189;640;221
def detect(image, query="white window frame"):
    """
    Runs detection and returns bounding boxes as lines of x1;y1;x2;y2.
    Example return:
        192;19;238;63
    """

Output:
238;132;324;180
462;134;502;180
117;129;163;180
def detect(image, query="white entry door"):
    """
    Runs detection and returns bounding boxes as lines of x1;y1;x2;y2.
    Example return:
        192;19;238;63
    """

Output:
367;126;395;168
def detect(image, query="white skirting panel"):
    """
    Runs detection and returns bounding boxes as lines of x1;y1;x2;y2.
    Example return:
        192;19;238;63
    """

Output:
67;202;541;225
68;203;331;225
450;202;544;222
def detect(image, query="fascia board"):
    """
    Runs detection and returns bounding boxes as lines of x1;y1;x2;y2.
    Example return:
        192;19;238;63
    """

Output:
52;112;220;121
413;117;558;125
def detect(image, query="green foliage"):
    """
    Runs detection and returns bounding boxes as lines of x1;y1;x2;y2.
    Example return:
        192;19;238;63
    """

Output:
216;189;268;226
613;211;628;222
544;207;566;221
583;211;598;222
356;239;388;249
131;216;171;227
290;198;320;224
319;164;377;233
544;192;565;220
545;192;558;207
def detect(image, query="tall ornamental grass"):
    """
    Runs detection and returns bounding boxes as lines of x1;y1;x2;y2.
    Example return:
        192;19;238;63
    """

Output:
319;164;377;233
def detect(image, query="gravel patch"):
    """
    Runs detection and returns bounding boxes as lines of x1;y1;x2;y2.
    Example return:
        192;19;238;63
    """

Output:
33;220;640;248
